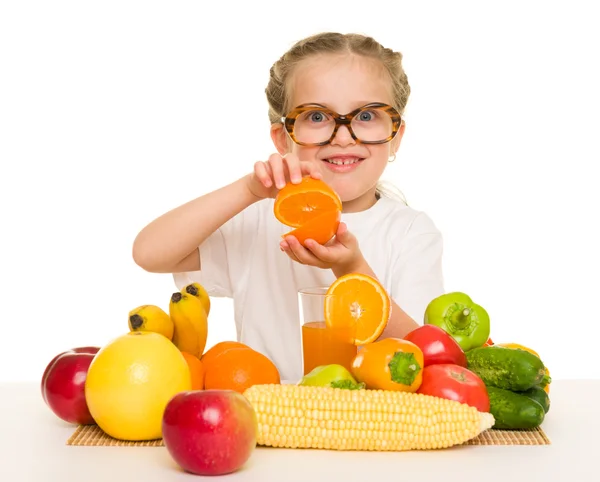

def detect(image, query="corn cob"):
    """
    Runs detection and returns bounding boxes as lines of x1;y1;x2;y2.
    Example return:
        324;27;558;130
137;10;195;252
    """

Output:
243;384;494;451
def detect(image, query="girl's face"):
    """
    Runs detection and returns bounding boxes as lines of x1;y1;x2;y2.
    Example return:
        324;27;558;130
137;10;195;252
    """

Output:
271;53;405;212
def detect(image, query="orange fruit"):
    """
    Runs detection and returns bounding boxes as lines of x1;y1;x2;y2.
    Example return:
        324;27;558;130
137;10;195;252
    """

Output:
274;177;342;246
200;341;250;368
285;209;341;245
181;351;205;390
203;347;281;393
324;273;391;345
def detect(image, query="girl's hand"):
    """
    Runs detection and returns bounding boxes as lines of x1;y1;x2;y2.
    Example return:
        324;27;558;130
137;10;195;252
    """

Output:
245;153;322;200
280;222;365;277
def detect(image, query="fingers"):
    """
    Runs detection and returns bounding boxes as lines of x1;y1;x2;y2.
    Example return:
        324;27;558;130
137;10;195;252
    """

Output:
282;153;305;184
253;161;272;189
334;222;356;248
264;153;320;190
299;160;322;180
268;153;287;189
283;236;326;267
303;238;334;261
280;237;304;264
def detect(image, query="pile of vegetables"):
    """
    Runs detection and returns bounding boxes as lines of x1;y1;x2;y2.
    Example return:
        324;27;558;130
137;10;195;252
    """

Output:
424;291;551;429
299;291;551;431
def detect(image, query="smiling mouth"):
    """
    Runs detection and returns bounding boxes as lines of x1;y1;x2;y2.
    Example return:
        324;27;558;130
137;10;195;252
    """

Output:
323;157;364;166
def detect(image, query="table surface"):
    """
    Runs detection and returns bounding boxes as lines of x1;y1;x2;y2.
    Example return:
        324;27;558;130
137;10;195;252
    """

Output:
1;379;597;481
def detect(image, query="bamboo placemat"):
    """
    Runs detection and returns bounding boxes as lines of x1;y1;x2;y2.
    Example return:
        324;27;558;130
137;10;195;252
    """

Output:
66;424;551;447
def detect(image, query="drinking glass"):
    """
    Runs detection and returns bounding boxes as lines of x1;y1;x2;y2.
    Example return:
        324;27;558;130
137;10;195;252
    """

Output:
298;287;357;376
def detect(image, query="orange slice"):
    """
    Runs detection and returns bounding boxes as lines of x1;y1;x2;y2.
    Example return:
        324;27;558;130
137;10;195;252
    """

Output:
274;177;342;246
324;273;391;345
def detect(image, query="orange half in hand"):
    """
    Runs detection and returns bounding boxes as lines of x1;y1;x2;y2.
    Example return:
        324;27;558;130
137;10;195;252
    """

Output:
285;209;341;245
274;177;342;246
324;273;391;345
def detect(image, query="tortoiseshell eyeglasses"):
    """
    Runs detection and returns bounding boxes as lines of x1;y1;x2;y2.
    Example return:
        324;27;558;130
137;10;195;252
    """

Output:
281;103;402;146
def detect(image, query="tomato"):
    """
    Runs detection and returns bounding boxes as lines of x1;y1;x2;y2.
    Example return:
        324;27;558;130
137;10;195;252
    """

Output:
483;338;494;347
350;338;424;392
417;364;490;412
403;325;467;367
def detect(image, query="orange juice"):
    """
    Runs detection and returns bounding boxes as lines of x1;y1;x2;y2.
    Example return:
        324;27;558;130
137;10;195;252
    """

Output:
301;321;357;375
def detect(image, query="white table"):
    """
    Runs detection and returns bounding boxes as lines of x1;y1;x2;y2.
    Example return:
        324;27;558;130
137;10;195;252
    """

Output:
1;380;597;481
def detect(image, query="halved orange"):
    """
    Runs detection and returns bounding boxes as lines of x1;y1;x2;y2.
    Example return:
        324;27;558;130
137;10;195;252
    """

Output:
274;177;341;226
324;273;391;345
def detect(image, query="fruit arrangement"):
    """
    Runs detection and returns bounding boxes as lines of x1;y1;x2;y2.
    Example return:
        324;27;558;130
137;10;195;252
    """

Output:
243;286;552;452
40;178;553;474
41;281;280;476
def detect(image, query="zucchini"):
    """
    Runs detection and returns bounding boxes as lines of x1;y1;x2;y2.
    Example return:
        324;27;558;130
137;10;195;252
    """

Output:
519;386;550;414
465;345;546;391
487;386;545;429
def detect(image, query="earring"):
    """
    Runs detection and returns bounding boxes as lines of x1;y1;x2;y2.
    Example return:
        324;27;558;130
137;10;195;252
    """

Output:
388;153;396;163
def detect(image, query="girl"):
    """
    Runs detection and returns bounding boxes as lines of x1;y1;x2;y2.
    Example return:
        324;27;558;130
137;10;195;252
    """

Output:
132;32;445;381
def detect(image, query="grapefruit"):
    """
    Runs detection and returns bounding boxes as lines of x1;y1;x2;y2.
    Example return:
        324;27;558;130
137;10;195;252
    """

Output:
85;332;191;441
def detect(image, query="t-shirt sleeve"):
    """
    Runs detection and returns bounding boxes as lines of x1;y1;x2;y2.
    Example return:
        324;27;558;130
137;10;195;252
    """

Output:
390;212;445;324
172;203;260;298
173;226;233;297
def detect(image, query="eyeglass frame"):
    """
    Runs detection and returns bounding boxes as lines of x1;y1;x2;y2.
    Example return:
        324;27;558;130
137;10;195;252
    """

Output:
280;102;402;147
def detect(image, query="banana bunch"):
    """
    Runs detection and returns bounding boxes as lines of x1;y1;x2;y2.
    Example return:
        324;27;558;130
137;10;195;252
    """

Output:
127;282;210;358
169;283;209;358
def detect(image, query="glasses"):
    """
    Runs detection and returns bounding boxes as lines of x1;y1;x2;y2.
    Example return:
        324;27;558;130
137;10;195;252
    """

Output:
281;103;402;146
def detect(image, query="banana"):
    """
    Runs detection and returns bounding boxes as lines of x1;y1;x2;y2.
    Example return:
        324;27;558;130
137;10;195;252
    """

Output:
169;292;208;358
181;282;211;316
128;305;174;340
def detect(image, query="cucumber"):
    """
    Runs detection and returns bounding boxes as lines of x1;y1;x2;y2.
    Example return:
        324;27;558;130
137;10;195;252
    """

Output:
519;386;550;414
487;386;545;429
465;345;546;391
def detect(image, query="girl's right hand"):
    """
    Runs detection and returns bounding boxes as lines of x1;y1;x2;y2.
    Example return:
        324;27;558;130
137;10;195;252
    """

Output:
246;153;322;200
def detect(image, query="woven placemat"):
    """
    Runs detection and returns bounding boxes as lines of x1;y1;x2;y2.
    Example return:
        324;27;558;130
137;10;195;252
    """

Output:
67;424;551;447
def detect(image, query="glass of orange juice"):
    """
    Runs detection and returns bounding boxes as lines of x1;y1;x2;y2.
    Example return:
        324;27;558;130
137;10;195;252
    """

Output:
298;287;357;376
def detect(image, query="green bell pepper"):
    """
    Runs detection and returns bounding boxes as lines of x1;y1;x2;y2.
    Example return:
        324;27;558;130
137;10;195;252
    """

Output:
424;292;490;351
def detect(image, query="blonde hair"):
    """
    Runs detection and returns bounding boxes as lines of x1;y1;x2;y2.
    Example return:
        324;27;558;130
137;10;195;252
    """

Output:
265;32;411;205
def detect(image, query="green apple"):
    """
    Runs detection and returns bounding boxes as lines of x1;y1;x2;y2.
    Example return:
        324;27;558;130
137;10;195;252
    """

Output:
298;364;365;390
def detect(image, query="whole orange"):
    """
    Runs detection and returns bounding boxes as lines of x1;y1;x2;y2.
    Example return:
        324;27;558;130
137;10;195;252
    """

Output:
181;351;205;390
204;348;280;393
201;341;250;368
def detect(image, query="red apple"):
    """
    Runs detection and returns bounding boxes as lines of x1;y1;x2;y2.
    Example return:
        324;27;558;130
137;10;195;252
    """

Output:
41;349;99;424
41;346;100;404
417;364;490;412
403;324;467;367
162;390;257;476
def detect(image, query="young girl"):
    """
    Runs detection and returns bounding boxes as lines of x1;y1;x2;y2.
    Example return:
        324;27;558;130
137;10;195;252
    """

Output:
132;32;445;381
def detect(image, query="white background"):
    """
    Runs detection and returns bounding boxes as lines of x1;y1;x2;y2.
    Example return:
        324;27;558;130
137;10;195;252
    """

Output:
1;0;598;383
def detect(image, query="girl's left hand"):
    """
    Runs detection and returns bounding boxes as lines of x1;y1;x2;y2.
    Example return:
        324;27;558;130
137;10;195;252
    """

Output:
280;222;364;276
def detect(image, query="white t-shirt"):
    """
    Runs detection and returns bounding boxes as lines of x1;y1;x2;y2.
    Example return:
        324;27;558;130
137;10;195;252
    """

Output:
173;195;445;382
